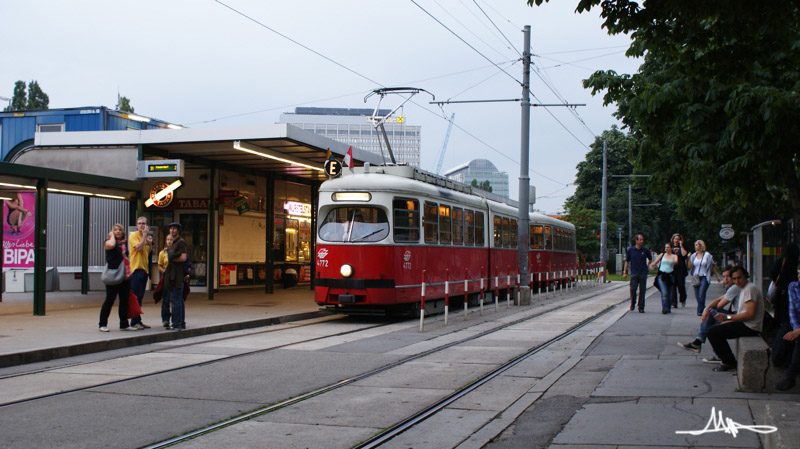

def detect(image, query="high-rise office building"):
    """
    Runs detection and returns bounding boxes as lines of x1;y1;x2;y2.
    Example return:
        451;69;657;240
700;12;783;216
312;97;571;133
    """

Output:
443;159;510;198
279;107;421;166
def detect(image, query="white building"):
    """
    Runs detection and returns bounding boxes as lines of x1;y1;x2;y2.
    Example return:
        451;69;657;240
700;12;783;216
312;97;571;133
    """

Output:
443;159;510;198
279;107;421;166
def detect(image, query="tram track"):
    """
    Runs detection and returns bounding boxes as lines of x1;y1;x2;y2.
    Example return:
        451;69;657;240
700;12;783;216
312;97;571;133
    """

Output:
141;282;626;449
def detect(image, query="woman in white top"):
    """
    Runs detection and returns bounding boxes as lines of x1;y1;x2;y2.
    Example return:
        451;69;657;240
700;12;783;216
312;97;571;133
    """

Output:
650;242;678;314
687;239;721;316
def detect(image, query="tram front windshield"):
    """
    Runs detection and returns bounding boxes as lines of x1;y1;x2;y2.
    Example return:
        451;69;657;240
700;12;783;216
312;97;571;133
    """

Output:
319;207;389;243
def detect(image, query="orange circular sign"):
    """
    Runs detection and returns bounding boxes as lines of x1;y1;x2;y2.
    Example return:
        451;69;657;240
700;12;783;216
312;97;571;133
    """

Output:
148;182;174;208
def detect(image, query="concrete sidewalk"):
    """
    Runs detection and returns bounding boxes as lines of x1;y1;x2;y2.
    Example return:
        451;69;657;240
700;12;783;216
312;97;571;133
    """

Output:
0;287;322;367
486;281;800;449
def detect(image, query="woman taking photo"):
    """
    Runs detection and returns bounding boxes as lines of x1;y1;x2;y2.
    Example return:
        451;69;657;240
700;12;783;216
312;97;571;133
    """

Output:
650;242;678;314
688;239;721;316
98;224;134;332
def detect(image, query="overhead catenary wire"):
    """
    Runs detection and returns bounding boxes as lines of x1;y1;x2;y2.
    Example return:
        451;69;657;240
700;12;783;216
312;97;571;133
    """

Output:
470;0;522;58
430;0;518;61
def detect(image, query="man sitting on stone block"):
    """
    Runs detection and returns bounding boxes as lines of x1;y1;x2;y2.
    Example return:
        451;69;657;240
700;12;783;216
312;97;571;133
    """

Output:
706;266;765;372
678;266;739;360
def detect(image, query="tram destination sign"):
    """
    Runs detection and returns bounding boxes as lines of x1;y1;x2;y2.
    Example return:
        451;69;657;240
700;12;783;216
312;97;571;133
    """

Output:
137;159;184;178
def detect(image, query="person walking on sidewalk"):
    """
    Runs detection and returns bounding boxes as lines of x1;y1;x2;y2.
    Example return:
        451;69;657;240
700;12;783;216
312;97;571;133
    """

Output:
706;266;765;372
670;233;689;308
687;240;721;316
163;222;188;330
677;266;740;355
772;265;800;391
623;234;652;313
98;224;134;332
649;242;677;314
128;216;153;330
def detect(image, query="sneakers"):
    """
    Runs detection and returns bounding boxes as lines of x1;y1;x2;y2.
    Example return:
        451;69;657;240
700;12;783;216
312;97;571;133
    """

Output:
162;321;170;328
702;356;722;364
121;326;138;331
134;323;151;330
713;364;736;372
775;377;796;391
99;326;110;332
678;341;701;353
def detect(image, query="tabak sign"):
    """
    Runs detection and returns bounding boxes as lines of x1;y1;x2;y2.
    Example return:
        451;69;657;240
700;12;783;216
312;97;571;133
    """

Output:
3;192;36;268
147;182;174;208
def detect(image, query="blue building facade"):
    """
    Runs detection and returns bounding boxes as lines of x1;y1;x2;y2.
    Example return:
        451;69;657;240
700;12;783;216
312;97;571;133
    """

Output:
0;106;178;161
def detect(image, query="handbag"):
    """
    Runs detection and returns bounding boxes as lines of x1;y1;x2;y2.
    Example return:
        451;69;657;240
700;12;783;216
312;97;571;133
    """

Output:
766;259;786;303
127;291;143;319
691;274;701;287
152;277;164;304
101;262;125;285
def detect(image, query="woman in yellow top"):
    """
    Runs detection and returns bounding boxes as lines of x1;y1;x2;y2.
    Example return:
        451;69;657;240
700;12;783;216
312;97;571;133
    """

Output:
159;235;173;328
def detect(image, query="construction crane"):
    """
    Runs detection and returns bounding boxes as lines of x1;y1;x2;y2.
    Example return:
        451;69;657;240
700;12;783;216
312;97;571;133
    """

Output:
435;113;455;175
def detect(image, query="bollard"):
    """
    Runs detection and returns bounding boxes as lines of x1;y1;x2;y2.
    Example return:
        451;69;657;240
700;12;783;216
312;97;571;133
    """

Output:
420;270;426;332
464;268;469;319
494;267;499;311
480;266;485;315
538;272;542;302
444;268;449;326
506;265;511;307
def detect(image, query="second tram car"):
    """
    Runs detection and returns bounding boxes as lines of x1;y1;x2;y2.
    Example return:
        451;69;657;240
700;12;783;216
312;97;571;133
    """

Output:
314;165;577;315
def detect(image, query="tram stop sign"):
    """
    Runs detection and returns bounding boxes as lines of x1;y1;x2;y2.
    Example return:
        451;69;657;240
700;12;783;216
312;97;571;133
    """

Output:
324;159;342;178
719;226;735;240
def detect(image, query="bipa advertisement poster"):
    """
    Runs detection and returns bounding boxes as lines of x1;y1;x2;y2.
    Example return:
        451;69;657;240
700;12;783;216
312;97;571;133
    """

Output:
3;192;35;268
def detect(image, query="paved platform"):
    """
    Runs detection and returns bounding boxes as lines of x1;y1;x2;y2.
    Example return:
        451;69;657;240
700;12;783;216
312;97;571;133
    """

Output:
0;286;322;367
485;281;800;449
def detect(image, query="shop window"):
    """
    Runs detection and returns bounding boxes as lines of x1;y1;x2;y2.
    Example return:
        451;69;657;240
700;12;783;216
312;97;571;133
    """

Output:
393;198;420;243
439;205;451;244
423;201;438;243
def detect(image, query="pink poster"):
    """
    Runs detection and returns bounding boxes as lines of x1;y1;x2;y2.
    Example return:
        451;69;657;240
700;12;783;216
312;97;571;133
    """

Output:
3;192;36;268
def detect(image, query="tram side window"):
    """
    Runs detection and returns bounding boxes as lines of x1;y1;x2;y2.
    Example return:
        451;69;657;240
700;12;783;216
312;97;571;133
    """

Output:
530;225;544;249
465;210;475;246
493;216;502;247
452;207;464;245
393;198;420;243
510;219;518;248
543;226;552;250
501;217;510;247
475;212;485;246
424;201;438;243
439;205;452;244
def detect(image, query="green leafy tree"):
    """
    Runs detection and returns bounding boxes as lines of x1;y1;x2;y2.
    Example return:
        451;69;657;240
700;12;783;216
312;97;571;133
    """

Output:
4;80;49;111
117;95;134;113
6;81;27;111
563;207;602;262
25;80;49;110
470;179;492;192
530;0;800;241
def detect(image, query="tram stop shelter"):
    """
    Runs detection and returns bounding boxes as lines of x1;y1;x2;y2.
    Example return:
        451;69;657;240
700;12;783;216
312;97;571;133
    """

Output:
3;124;382;315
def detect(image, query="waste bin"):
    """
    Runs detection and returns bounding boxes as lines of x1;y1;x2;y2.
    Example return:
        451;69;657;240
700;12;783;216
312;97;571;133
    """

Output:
24;267;56;292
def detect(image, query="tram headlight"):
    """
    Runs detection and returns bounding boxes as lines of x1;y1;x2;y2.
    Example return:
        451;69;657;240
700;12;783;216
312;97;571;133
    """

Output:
340;264;354;278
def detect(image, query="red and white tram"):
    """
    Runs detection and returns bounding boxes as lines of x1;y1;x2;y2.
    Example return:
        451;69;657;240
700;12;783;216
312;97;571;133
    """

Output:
314;165;577;315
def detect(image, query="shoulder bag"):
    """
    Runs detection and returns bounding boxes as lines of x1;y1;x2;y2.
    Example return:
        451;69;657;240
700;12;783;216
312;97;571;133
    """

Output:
766;258;786;303
690;252;703;287
101;262;125;285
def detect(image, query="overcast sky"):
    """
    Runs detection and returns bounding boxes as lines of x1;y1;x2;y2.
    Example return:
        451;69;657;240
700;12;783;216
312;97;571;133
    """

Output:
1;0;640;214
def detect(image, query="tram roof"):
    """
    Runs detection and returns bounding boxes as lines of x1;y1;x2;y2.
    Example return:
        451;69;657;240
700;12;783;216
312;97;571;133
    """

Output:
33;124;384;182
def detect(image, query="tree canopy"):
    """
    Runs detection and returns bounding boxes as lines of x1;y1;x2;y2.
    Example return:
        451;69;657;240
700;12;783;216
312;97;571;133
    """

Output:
471;178;492;192
4;80;49;111
530;0;800;240
117;95;134;113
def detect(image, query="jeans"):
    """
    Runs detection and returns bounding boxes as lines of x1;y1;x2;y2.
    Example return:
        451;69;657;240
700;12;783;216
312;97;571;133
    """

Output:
657;274;673;313
693;276;710;315
128;269;148;326
629;274;647;310
707;321;759;367
671;273;687;306
772;322;800;377
165;285;185;329
99;280;130;328
696;308;725;343
161;293;171;325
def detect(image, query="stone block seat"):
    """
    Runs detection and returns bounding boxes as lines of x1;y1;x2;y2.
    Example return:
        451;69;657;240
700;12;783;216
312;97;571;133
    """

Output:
735;336;800;393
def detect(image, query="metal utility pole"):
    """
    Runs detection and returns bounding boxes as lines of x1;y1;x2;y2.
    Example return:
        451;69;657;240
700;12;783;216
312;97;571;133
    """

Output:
599;140;607;282
518;25;532;305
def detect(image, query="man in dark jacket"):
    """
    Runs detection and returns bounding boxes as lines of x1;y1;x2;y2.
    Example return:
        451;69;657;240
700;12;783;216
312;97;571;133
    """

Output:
623;234;652;312
164;222;188;330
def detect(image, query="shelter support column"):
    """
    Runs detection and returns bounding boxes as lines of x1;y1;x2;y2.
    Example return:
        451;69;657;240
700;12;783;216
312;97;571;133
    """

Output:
266;174;275;294
33;178;48;316
207;169;215;300
81;196;90;294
